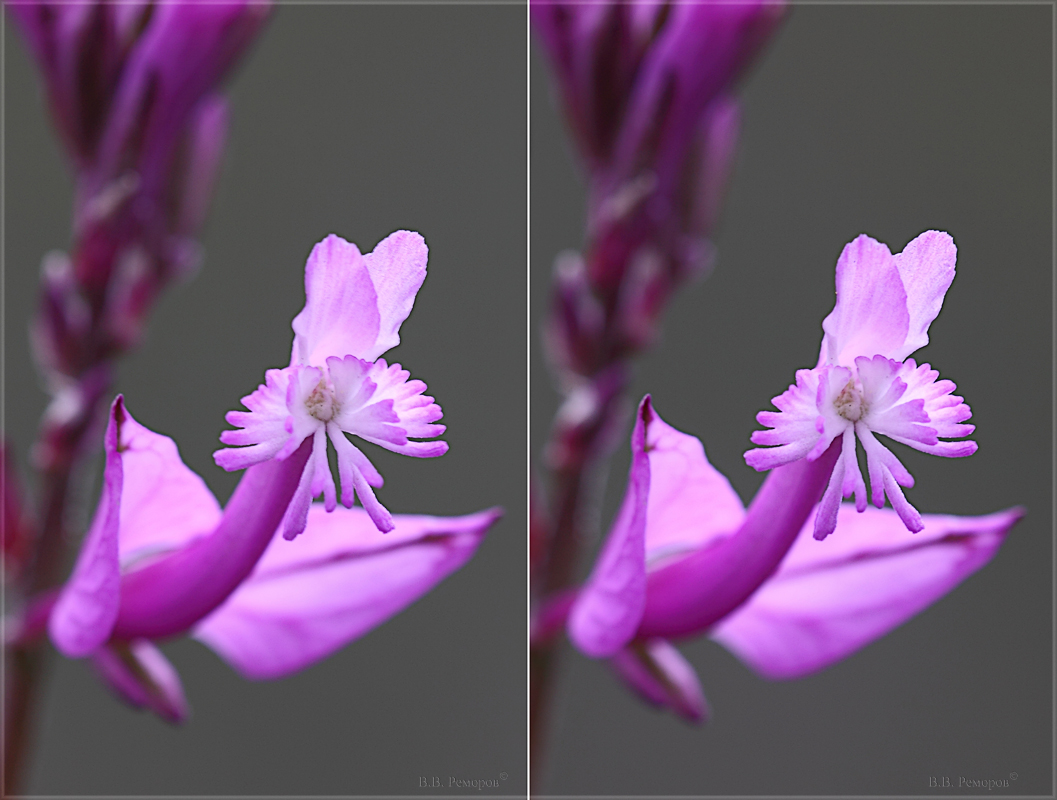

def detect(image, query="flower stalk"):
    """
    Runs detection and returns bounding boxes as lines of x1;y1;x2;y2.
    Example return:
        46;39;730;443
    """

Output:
3;3;267;791
530;1;785;783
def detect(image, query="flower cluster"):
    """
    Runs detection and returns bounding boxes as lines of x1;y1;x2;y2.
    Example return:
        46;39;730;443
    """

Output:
14;232;498;721
539;232;1019;722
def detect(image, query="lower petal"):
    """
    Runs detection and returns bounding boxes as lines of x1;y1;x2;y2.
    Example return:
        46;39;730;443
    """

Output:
609;640;708;724
91;640;189;724
282;457;316;541
713;505;1022;680
193;507;500;680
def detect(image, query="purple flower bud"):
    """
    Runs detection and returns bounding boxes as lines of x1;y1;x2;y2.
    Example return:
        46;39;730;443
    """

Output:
544;252;605;376
534;0;784;284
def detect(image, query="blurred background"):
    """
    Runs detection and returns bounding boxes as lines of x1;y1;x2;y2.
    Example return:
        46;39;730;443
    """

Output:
532;3;1052;796
5;4;526;795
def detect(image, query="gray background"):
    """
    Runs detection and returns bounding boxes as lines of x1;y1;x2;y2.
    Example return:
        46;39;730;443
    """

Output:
532;3;1053;797
4;4;526;795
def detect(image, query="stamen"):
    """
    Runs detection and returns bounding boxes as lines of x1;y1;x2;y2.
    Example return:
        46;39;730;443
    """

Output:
305;378;339;422
834;379;865;422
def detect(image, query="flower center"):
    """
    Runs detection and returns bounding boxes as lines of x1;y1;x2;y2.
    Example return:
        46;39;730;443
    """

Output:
834;379;866;422
305;378;339;422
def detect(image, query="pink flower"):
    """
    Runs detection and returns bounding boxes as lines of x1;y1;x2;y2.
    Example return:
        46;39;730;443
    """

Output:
552;398;1018;722
215;231;447;538
22;397;496;721
745;231;977;539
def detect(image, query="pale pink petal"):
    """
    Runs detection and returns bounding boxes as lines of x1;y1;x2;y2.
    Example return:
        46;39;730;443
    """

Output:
214;368;296;471
49;398;124;658
360;230;429;362
280;454;316;542
347;464;395;534
569;398;650;658
193;507;501;679
115;407;222;568
366;359;446;441
821;234;910;366
290;234;381;366
325;426;392;531
891;359;977;455
813;427;860;541
839;426;867;513
891;231;957;361
813;439;844;541
279;366;328;459
712;505;1022;679
610;639;709;723
806;365;853;461
642;407;745;565
856;426;923;531
331;355;446;458
745;368;823;471
91;640;189;724
306;427;336;513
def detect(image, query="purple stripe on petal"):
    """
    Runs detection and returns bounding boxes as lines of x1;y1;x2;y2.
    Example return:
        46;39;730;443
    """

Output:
713;505;1021;680
193;507;500;679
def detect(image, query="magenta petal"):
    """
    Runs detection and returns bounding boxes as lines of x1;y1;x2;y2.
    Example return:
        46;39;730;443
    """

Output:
821;234;910;366
49;397;125;658
639;439;842;640
568;397;651;658
610;639;709;724
91;640;189;724
361;230;429;361
193;507;501;679
291;234;381;366
712;505;1023;680
891;230;957;361
642;404;745;564
112;439;312;640
115;405;222;567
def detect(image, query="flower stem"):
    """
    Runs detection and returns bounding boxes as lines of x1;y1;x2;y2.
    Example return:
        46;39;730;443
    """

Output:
4;377;112;795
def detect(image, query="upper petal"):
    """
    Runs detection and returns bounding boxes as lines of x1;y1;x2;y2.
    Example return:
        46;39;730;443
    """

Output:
711;504;1023;680
49;397;125;657
361;230;429;361
643;405;745;564
291;234;381;366
568;397;651;658
116;406;222;568
821;234;910;366
891;230;957;361
193;507;501;679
